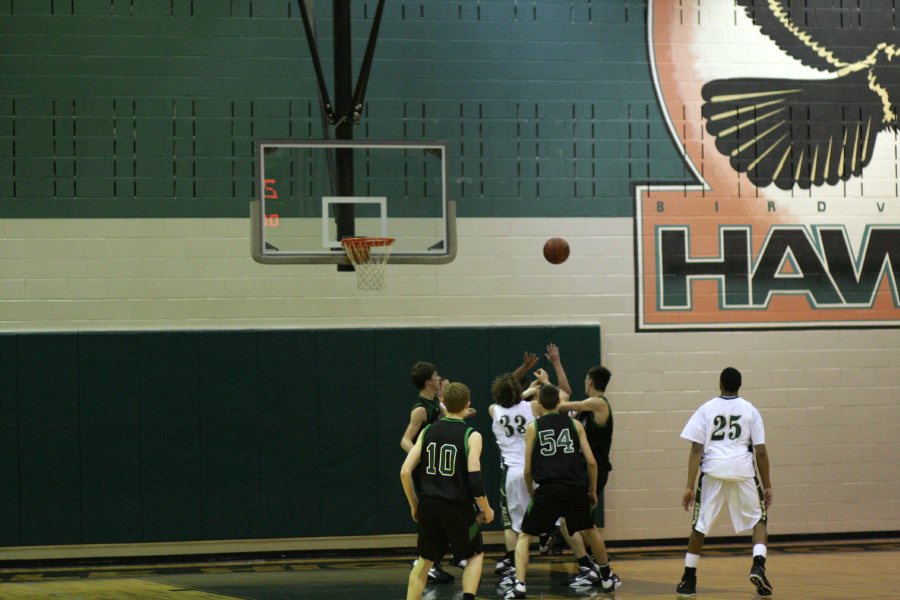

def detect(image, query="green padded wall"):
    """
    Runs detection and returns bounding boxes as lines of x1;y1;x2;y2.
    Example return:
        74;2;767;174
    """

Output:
0;335;19;546
258;330;320;539
139;332;203;541
16;334;82;545
316;328;379;536
0;325;599;547
199;331;262;540
78;333;143;543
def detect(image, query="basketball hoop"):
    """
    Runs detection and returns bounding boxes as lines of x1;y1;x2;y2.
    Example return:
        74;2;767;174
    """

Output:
341;237;395;290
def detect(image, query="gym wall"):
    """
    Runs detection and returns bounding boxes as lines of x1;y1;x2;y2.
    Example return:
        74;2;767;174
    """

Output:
0;0;897;551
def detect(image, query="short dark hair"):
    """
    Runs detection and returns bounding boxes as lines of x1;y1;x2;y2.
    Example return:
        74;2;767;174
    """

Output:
410;361;437;390
539;384;561;410
443;382;470;413
587;366;612;391
491;373;523;409
720;367;742;393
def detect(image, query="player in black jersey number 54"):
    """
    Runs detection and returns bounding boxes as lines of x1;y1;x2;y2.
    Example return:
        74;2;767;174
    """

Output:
504;384;617;599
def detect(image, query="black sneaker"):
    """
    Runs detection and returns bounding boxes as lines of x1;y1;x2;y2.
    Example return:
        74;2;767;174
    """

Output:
750;557;773;596
676;573;697;596
547;528;565;555
427;563;454;584
539;532;552;555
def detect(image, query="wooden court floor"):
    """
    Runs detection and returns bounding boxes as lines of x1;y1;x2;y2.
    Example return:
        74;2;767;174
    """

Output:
0;539;898;599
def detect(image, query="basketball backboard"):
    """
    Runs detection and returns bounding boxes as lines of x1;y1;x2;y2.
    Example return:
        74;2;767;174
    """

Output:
252;139;455;265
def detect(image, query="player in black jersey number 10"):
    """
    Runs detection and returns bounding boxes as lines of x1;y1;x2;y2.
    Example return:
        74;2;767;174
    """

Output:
401;382;495;600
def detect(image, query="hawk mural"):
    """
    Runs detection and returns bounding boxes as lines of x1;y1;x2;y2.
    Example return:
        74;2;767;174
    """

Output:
635;0;899;330
702;0;900;190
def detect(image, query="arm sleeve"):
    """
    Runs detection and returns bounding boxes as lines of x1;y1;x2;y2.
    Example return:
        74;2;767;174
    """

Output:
467;471;486;498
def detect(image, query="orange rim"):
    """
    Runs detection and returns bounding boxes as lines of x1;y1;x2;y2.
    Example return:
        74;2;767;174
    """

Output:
340;237;395;248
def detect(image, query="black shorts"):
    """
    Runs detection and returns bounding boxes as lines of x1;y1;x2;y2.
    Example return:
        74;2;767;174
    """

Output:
417;496;483;562
520;481;594;536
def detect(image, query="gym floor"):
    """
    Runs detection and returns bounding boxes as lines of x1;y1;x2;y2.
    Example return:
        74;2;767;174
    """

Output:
0;539;897;599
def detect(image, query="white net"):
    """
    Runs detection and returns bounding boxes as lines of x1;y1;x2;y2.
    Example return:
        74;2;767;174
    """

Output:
341;237;395;291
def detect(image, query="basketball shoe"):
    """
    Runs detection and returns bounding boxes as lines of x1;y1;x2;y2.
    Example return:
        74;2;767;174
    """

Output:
749;555;773;596
676;571;697;596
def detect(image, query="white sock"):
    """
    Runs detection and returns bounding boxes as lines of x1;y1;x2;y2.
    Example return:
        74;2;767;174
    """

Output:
685;552;700;568
753;544;767;558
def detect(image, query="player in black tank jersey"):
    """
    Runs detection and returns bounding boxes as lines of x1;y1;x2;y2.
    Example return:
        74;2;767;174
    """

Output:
401;362;446;454
417;417;475;504
530;412;588;488
401;382;495;600
502;384;616;599
400;362;456;584
545;361;621;591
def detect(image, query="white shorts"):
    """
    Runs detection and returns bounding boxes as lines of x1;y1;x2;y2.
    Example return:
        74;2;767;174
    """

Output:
692;474;765;535
500;463;531;533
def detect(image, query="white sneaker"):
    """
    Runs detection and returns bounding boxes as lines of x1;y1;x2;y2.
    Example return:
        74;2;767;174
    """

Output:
608;572;622;590
498;569;517;589
495;556;513;575
598;574;616;592
503;581;526;599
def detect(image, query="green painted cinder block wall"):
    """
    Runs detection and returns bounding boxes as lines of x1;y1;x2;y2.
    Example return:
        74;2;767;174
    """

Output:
0;0;687;219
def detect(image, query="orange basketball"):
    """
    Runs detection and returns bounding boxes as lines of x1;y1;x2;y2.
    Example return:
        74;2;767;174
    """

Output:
543;237;570;264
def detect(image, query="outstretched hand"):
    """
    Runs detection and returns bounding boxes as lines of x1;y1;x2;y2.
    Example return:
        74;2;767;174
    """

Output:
522;351;539;371
533;368;550;385
545;343;561;365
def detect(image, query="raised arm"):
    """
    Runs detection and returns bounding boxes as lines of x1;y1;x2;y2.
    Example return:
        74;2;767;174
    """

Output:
545;343;572;397
512;351;540;381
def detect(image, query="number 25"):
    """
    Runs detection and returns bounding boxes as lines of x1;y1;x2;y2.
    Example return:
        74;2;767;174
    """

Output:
711;415;742;441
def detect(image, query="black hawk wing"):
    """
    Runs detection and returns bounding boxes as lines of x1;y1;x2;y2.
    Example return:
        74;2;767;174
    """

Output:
702;71;882;190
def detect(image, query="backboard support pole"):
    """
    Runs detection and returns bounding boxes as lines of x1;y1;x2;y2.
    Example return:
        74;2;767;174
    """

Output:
333;0;356;271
